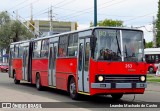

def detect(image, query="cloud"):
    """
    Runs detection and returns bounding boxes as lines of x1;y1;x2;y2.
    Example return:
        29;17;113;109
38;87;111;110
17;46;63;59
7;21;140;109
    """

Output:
77;24;90;30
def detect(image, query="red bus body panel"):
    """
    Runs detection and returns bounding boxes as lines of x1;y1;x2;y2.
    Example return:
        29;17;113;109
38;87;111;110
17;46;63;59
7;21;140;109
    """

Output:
56;58;77;91
13;59;22;80
32;59;48;86
89;58;146;95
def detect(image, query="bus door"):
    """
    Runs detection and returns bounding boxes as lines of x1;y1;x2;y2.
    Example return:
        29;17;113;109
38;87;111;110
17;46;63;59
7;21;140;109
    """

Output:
78;38;90;93
9;48;14;78
48;42;57;86
22;46;29;81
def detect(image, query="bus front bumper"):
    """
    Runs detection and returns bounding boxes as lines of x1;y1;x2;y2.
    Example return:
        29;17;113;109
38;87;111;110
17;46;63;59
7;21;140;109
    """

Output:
91;83;147;89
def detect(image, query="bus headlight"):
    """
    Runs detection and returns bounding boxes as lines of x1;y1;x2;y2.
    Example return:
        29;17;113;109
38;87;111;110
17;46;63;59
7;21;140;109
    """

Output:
140;76;146;82
98;76;104;82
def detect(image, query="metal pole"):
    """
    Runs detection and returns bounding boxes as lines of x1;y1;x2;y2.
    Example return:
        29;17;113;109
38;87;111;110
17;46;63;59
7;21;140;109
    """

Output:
94;0;97;27
50;6;53;32
31;3;33;21
153;16;156;48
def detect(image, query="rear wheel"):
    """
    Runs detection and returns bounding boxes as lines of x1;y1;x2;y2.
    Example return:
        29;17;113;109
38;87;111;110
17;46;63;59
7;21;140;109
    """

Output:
14;74;20;84
69;77;78;100
149;67;154;73
111;94;123;100
36;74;43;90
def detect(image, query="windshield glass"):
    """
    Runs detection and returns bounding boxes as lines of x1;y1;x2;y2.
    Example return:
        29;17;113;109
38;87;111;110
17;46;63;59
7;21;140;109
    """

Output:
94;29;121;61
122;30;143;62
94;29;144;62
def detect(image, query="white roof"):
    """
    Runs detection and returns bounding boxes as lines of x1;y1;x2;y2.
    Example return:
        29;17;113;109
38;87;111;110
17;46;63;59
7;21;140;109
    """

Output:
144;48;160;54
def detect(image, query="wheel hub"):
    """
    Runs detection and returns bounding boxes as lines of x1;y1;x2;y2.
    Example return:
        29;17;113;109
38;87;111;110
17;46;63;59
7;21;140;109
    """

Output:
70;83;76;94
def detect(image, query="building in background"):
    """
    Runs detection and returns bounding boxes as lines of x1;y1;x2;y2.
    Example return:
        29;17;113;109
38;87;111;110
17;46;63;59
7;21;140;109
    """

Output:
27;20;77;36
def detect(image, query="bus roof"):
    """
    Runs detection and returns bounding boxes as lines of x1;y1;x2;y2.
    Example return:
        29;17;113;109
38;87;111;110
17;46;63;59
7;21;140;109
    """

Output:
144;48;160;54
10;40;30;45
32;27;143;41
10;26;143;44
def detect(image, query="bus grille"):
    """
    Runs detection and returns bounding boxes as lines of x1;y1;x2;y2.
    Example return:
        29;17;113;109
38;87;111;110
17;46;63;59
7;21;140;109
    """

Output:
103;75;143;83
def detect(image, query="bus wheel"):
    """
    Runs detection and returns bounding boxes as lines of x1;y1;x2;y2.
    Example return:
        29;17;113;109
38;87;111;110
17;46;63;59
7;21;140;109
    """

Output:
111;94;123;100
149;67;154;73
36;74;42;91
14;74;20;84
69;77;78;100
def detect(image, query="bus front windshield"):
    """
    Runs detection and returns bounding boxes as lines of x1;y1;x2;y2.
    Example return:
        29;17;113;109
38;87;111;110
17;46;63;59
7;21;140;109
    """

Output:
94;29;144;62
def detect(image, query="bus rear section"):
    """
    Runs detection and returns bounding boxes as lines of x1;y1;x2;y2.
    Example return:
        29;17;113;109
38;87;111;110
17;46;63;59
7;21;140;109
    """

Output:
144;48;160;73
9;41;31;84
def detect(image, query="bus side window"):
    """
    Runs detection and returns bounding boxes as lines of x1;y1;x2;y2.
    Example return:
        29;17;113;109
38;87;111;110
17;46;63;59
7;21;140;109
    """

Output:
58;35;68;57
19;44;23;58
14;44;19;58
10;47;15;58
33;40;41;58
68;33;78;57
41;39;49;58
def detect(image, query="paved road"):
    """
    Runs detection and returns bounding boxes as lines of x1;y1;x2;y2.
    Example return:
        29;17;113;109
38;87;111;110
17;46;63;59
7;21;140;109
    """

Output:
0;72;160;111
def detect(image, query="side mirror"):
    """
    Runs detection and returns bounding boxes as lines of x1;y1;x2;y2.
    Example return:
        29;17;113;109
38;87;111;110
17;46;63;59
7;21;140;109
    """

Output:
90;36;97;50
90;35;97;58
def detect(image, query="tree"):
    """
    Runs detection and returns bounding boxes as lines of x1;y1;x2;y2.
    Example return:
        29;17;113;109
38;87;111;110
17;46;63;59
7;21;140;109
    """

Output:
145;41;153;48
156;0;160;47
11;21;33;42
0;11;10;26
90;18;123;27
0;11;33;53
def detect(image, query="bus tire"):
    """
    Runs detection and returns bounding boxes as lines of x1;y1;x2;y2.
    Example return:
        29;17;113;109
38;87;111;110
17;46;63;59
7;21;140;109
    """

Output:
69;77;78;100
111;94;123;100
36;74;43;91
148;67;154;73
14;74;20;84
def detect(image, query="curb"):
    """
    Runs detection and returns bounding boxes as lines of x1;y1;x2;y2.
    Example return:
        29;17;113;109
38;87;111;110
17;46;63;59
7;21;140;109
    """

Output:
147;82;160;84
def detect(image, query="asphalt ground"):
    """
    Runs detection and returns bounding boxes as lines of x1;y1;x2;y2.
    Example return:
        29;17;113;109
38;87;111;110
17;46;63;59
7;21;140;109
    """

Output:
0;72;160;111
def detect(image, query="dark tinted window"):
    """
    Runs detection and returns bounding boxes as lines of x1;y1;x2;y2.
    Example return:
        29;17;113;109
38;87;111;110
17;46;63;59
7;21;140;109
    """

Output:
58;35;68;57
68;33;78;57
41;39;49;58
33;40;41;58
15;44;19;58
19;44;23;58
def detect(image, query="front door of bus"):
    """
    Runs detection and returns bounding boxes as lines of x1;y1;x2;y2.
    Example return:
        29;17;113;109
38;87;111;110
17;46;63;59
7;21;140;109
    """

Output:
48;43;57;86
78;38;90;93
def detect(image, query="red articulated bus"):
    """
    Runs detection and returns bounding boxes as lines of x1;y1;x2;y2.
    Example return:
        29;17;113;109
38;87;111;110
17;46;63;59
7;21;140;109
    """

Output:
9;27;147;100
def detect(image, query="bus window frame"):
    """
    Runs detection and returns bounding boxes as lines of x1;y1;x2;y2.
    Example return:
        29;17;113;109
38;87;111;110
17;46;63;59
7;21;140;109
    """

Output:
33;40;42;58
41;39;49;58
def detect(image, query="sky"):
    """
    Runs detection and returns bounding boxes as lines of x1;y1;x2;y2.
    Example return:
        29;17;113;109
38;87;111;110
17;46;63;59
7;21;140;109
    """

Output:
0;0;159;42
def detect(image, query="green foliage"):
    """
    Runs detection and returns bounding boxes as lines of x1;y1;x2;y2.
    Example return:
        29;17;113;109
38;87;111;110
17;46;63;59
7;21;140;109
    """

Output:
145;41;153;48
156;0;160;47
0;11;10;26
0;11;33;53
90;19;123;27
